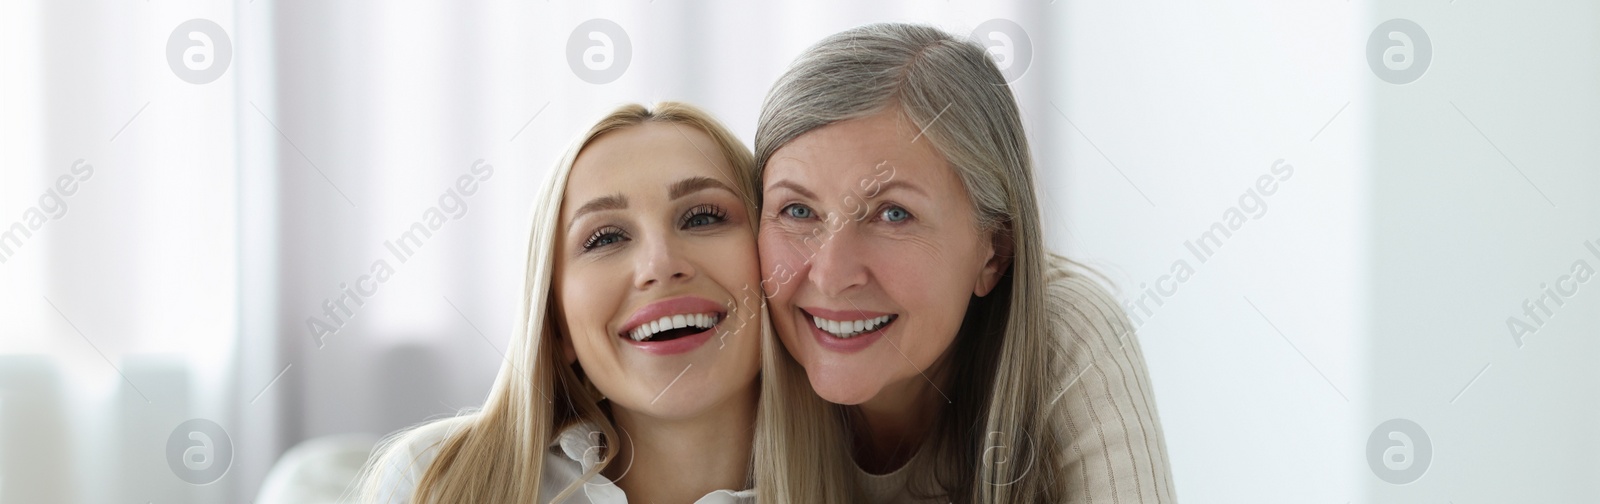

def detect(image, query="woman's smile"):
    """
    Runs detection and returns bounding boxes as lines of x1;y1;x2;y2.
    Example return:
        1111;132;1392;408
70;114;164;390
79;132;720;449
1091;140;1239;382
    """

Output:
617;295;728;355
799;306;899;353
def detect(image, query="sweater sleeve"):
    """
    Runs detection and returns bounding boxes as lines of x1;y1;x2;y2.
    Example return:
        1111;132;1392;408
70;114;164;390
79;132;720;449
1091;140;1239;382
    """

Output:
1043;254;1177;504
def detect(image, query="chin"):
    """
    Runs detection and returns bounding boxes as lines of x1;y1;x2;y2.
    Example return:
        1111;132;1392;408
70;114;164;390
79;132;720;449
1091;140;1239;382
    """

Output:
612;380;719;419
613;358;759;421
805;366;880;406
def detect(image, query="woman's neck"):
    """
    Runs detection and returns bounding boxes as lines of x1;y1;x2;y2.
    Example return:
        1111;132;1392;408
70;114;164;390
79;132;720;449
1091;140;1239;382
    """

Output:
604;385;757;503
851;359;952;474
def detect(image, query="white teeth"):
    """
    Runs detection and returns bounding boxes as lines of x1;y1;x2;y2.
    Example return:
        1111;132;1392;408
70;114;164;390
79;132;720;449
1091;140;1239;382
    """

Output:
813;314;893;338
627;312;720;342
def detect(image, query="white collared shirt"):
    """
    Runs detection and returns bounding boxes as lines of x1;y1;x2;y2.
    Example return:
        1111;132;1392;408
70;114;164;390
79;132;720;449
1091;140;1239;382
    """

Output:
372;417;755;503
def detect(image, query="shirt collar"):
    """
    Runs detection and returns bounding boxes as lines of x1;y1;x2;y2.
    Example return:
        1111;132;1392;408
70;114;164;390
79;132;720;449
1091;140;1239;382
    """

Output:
551;421;757;501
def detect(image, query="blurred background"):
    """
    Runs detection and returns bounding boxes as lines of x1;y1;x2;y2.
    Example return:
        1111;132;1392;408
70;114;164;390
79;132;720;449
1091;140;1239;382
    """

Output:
1;0;1596;502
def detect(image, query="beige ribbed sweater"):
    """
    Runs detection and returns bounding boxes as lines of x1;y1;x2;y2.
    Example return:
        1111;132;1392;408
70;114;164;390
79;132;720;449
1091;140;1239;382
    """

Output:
855;256;1177;503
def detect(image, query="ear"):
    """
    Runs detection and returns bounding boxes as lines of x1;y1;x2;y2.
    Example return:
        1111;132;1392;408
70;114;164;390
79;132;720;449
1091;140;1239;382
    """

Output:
973;225;1013;297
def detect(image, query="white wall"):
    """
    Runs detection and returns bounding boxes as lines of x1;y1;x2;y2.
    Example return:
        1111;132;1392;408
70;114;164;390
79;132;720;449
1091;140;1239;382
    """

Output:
1365;1;1600;502
1048;2;1370;501
1;0;239;503
1049;0;1599;502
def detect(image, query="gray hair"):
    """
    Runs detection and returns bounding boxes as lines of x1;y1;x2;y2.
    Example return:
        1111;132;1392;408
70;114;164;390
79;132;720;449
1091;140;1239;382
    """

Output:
753;23;1029;234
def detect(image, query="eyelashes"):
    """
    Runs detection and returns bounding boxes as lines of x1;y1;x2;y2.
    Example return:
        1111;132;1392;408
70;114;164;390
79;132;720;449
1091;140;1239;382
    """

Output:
579;203;731;253
773;200;914;225
582;225;627;250
779;203;814;220
679;203;728;229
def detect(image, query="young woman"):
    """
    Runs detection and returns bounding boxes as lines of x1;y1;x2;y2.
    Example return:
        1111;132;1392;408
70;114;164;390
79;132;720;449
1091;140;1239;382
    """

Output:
361;102;768;503
752;24;1176;503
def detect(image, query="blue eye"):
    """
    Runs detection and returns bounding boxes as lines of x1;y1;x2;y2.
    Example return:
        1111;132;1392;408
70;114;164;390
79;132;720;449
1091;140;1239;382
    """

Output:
582;226;627;250
681;204;728;229
881;206;911;223
783;204;814;219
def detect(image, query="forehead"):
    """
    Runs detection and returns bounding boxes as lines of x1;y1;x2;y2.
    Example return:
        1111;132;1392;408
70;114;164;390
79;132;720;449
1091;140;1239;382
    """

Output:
565;122;736;202
765;110;952;190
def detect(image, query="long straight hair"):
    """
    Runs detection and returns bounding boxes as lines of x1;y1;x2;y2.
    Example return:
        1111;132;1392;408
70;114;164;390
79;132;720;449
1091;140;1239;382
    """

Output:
752;23;1071;503
359;102;760;504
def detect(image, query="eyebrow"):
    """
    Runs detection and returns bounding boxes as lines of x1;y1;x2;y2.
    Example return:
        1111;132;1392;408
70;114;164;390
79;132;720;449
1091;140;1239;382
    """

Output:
765;178;927;200
872;180;927;198
570;176;735;224
572;194;627;222
669;176;736;200
765;179;818;200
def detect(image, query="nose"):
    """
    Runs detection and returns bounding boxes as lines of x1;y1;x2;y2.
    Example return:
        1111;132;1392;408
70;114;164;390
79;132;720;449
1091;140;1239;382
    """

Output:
805;225;868;297
633;231;695;290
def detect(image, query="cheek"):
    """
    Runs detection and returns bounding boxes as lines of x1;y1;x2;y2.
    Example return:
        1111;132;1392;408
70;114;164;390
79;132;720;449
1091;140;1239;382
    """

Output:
696;233;763;310
724;233;763;286
876;258;946;315
892;287;967;370
558;266;622;352
757;228;807;302
869;244;976;352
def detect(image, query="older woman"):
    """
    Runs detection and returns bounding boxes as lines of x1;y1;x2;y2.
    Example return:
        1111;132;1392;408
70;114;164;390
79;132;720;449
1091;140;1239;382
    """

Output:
751;23;1176;503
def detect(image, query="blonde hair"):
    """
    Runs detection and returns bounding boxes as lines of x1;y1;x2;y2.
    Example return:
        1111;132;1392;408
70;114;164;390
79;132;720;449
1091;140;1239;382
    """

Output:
753;22;1072;503
359;102;760;503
